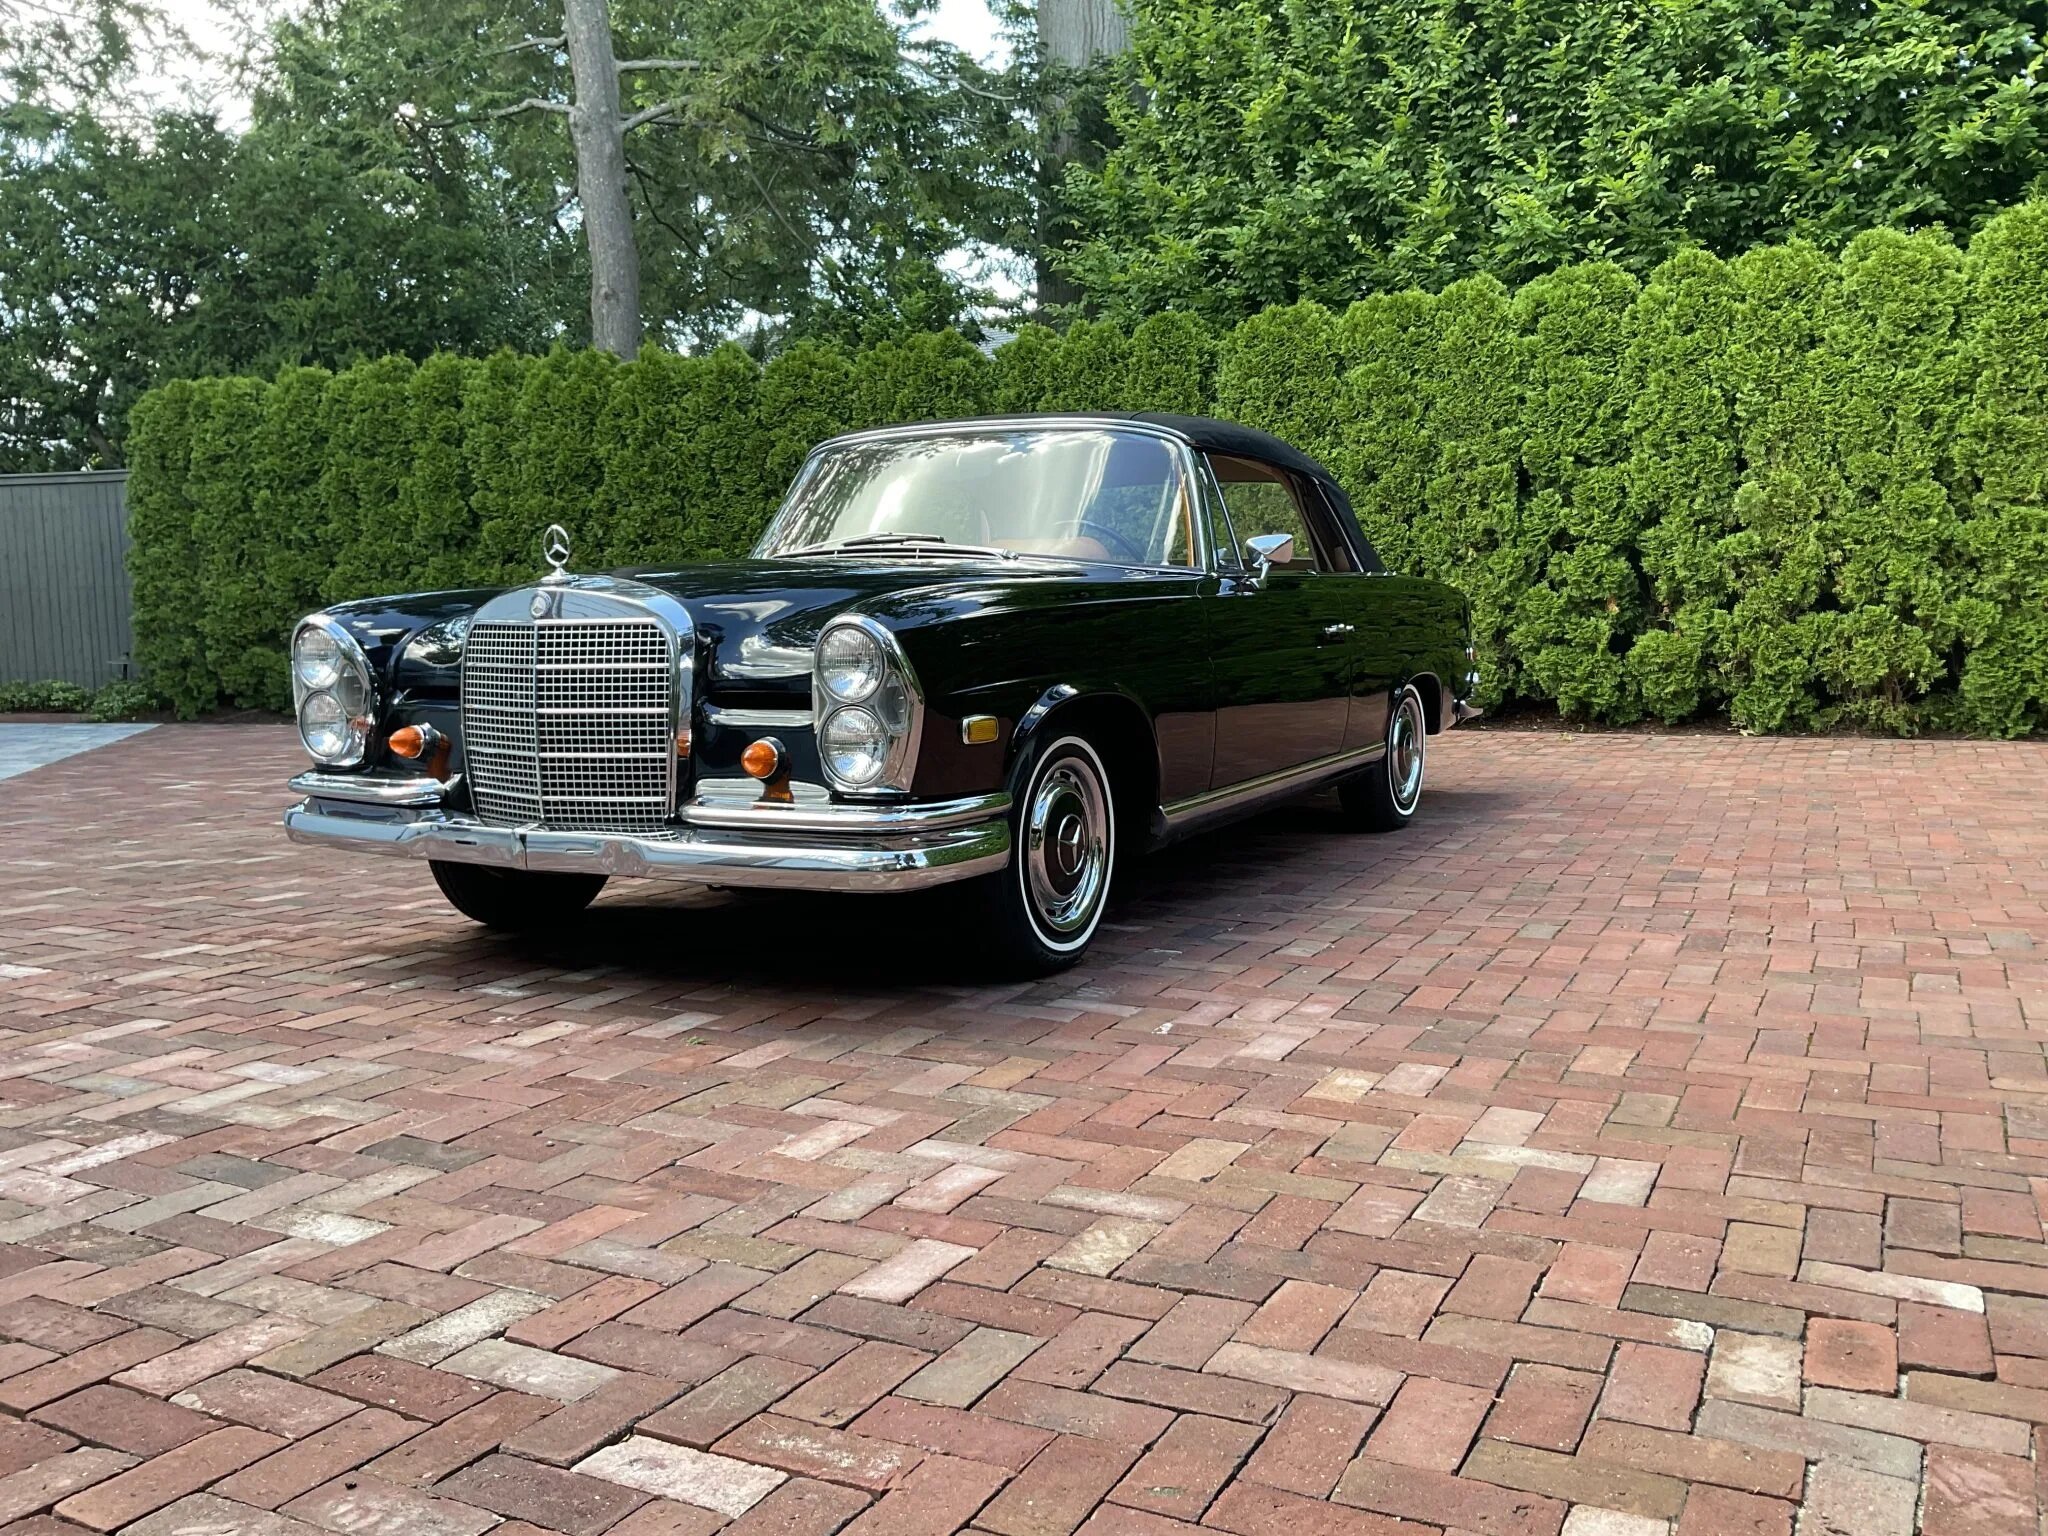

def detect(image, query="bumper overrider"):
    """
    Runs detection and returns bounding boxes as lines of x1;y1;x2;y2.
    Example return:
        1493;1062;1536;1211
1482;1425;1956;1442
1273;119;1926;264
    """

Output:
283;773;1012;893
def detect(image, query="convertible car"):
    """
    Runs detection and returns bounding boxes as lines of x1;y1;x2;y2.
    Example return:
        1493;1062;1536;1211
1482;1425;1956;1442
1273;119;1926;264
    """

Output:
283;413;1477;972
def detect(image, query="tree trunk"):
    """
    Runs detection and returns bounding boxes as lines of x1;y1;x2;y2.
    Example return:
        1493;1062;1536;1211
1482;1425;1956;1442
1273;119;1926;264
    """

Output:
562;0;640;355
1035;0;1130;313
1040;0;1128;70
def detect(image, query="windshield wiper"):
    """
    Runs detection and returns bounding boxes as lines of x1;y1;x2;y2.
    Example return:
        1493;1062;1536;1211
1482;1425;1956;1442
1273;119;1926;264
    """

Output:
785;532;1017;559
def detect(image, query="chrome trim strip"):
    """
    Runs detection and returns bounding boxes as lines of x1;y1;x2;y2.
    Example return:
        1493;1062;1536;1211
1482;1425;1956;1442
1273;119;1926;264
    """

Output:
1160;744;1386;836
705;705;814;730
281;802;1009;894
289;770;455;808
680;790;1010;835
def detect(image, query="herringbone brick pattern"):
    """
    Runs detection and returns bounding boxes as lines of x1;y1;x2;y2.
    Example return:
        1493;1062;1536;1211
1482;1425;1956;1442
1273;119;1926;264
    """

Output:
0;724;2044;1536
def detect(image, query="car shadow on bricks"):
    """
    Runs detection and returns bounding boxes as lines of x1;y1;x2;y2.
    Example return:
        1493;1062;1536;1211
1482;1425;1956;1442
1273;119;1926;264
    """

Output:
342;791;1513;990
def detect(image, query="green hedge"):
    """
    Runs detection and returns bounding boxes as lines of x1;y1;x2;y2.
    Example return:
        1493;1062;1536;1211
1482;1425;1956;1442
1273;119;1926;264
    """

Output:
128;202;2048;736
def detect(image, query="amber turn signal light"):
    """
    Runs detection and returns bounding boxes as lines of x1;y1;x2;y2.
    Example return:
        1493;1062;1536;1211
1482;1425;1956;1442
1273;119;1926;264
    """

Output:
740;738;784;781
388;724;429;760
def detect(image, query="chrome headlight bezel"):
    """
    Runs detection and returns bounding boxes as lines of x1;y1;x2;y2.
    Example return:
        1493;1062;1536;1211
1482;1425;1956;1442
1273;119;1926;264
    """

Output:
291;614;379;768
817;624;884;704
813;614;921;796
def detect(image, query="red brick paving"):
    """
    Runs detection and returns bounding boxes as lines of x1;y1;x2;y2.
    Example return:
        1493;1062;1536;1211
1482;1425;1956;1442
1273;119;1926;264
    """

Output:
0;722;2044;1534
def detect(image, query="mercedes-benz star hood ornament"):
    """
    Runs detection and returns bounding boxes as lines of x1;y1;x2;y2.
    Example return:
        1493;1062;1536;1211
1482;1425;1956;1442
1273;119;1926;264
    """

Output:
540;523;572;584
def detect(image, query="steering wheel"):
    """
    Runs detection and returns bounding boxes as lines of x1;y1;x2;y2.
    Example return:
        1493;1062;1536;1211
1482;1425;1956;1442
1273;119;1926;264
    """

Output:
1071;518;1147;563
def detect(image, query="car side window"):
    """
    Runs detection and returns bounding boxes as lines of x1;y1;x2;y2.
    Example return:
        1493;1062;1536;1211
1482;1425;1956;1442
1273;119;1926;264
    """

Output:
1207;455;1324;573
1197;467;1242;570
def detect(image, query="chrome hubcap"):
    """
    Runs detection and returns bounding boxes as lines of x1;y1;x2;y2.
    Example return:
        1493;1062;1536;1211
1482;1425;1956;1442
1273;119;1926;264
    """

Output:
1025;756;1109;937
1389;692;1425;812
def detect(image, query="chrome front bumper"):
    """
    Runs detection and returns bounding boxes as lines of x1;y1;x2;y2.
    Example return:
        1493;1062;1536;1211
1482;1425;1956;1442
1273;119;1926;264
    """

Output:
283;774;1011;893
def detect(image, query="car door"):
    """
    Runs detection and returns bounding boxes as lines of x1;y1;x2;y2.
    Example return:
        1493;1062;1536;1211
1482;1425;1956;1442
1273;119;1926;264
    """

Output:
1306;480;1397;753
1200;454;1358;787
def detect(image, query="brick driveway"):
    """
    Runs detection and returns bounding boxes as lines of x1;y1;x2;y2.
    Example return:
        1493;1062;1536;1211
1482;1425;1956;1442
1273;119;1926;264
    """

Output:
1;724;2045;1536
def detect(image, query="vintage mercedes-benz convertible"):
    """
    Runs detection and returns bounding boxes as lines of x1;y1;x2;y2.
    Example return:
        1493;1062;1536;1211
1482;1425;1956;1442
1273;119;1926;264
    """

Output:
283;413;1477;971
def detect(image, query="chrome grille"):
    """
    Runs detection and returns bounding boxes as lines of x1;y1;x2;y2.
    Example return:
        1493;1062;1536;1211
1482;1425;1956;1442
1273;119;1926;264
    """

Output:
462;616;675;834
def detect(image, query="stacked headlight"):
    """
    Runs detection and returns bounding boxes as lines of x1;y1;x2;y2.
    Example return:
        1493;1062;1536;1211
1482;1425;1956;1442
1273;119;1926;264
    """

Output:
291;616;377;767
814;616;919;792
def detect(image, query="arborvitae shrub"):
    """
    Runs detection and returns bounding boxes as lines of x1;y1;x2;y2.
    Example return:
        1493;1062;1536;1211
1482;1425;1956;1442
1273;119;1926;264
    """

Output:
462;350;534;585
1214;301;1346;471
126;380;213;718
849;330;993;426
320;357;418;607
1125;312;1213;417
1506;263;1642;721
404;354;481;591
1334;291;1436;575
120;206;2048;734
758;339;860;502
1413;277;1524;705
1045;320;1131;410
1621;249;1743;722
189;377;277;711
1952;202;2048;738
992;324;1061;413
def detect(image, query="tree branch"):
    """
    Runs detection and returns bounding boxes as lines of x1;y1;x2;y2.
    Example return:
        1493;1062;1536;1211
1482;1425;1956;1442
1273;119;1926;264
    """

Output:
619;96;696;133
500;33;564;55
430;96;570;127
614;57;707;72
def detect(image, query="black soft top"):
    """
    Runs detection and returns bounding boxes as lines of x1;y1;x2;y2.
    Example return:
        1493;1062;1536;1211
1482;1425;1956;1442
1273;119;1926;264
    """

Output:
1118;412;1374;572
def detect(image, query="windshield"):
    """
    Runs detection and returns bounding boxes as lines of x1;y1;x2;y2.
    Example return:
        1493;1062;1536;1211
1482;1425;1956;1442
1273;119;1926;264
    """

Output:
753;428;1195;567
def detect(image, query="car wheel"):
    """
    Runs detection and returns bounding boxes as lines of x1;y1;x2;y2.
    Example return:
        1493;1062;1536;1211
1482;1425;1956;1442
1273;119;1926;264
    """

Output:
429;860;608;932
1338;683;1428;832
973;733;1117;975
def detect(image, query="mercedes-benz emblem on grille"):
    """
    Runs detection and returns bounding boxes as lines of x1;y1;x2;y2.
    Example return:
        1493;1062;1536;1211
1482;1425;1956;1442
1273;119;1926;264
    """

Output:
529;591;551;618
541;523;572;576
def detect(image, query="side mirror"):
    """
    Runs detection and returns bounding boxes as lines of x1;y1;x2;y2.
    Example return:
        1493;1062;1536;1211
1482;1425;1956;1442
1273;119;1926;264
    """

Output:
1244;533;1295;586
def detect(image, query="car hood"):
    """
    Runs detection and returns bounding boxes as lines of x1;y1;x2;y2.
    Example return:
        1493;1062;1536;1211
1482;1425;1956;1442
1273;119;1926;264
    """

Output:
330;556;1141;702
623;557;1074;698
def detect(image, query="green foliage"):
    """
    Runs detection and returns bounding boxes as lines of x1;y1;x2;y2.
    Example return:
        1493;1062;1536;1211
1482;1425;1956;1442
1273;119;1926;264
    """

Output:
1064;0;2048;325
848;330;994;426
126;380;213;718
488;349;615;582
1333;291;1436;576
992;324;1062;413
1506;264;1643;721
191;376;280;711
405;355;482;590
85;679;162;721
1214;302;1347;469
1621;250;1744;721
0;679;93;712
757;340;860;494
599;345;771;566
0;0;1027;473
120;205;2048;735
1952;201;2048;736
460;351;535;588
1126;313;1214;417
1043;320;1131;411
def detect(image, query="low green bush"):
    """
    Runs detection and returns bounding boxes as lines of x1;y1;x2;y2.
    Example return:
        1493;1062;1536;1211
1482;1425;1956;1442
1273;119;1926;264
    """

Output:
0;679;162;718
0;680;93;712
86;680;163;721
123;200;2048;736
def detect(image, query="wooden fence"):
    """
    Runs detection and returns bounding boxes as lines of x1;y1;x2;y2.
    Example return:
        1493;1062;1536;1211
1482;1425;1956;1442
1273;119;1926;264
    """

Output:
0;471;133;687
